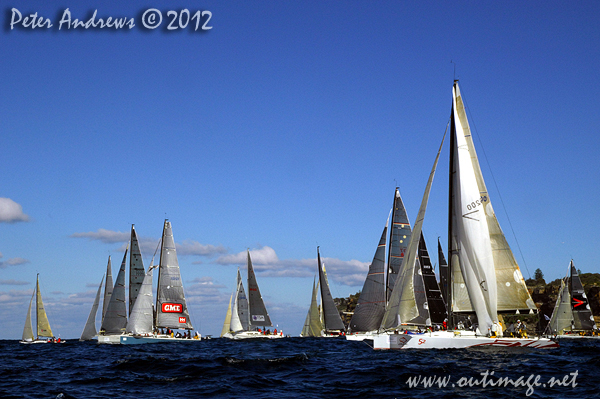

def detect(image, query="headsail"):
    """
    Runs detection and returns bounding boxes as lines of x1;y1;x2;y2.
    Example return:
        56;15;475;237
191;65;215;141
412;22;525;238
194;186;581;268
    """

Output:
236;268;250;330
317;248;345;332
247;250;272;327
36;274;53;338
418;233;447;324
548;278;572;334
155;220;193;330
102;256;113;322
301;277;322;336
221;294;233;337
80;275;105;341
129;225;145;316
101;246;129;334
386;188;412;301
22;290;35;342
350;219;388;332
126;266;154;335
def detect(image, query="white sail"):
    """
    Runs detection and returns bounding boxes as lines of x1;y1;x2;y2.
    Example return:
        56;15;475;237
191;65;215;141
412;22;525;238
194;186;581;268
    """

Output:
126;267;154;335
21;291;35;342
230;279;244;332
102;256;113;322
236;268;249;330
450;82;535;334
80;275;105;341
381;132;446;329
129;225;146;316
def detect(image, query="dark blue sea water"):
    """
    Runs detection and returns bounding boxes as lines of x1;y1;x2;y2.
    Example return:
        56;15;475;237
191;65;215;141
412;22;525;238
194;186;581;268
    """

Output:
0;337;598;398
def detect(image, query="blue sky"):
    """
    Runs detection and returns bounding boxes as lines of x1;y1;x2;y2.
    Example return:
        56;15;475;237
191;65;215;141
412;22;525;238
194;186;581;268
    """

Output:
1;1;599;339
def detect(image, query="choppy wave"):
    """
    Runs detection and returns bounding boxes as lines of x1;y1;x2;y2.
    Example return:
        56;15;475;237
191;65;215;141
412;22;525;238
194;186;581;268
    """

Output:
0;337;597;398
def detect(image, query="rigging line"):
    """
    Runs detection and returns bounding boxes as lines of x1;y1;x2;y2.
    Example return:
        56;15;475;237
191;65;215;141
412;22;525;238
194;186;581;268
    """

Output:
460;84;532;279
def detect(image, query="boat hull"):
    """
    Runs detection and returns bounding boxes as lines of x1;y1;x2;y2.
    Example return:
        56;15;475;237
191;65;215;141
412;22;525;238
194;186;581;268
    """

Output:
223;331;284;340
373;331;559;349
97;334;202;344
345;331;377;341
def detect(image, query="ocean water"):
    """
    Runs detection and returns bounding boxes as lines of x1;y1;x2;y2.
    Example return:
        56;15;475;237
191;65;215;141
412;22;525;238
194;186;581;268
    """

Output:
0;337;598;398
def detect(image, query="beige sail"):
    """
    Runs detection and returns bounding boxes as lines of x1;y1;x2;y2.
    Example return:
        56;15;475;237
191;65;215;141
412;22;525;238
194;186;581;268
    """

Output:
36;275;53;338
21;291;35;341
221;294;233;337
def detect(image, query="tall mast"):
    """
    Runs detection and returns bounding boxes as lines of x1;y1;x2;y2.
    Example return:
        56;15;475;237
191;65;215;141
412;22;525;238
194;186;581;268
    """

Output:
447;80;458;327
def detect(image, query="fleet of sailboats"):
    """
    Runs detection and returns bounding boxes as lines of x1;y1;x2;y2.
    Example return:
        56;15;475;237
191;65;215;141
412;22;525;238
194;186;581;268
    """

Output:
16;82;596;348
373;81;558;349
221;250;283;339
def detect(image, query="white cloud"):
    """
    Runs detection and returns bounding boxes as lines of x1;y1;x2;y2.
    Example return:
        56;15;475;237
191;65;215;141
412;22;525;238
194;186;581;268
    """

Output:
215;246;369;286
177;240;227;257
0;279;30;286
0;198;29;223
0;254;30;269
70;228;129;243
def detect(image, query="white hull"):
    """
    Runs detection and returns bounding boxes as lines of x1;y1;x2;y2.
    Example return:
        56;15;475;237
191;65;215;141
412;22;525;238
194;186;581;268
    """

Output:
97;333;202;344
223;330;284;340
554;334;600;340
345;331;377;341
19;338;63;344
373;330;559;349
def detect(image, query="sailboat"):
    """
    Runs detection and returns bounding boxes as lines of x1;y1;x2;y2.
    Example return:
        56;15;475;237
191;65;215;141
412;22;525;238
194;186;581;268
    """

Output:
97;220;200;344
316;247;346;337
373;81;558;349
546;260;598;338
347;189;447;341
79;275;105;341
222;250;283;339
20;274;61;344
300;277;322;337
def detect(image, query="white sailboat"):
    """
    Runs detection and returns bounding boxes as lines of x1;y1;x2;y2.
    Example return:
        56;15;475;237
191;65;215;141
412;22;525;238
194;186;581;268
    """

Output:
546;260;599;339
373;81;558;349
222;250;283;339
79;275;105;341
97;220;201;344
20;274;61;344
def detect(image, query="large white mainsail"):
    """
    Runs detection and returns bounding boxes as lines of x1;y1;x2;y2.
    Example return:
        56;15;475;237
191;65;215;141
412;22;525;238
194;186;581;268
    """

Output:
449;81;535;334
80;275;105;341
155;220;193;330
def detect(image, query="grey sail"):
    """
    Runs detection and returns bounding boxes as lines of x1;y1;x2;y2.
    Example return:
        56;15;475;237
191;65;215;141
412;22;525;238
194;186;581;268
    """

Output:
80;275;105;341
381;131;446;330
570;261;596;331
438;239;449;306
408;256;431;326
126;267;154;335
155;220;193;330
230;279;244;332
102;256;113;322
386;188;412;301
21;291;35;342
236;268;250;330
548;278;573;334
418;233;447;324
247;250;272;327
350;220;388;333
129;225;146;316
101;247;128;334
317;247;345;331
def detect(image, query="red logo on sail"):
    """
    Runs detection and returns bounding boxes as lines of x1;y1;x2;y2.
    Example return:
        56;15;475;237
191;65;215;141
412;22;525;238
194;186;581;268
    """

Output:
573;298;584;308
162;303;183;313
179;317;187;323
